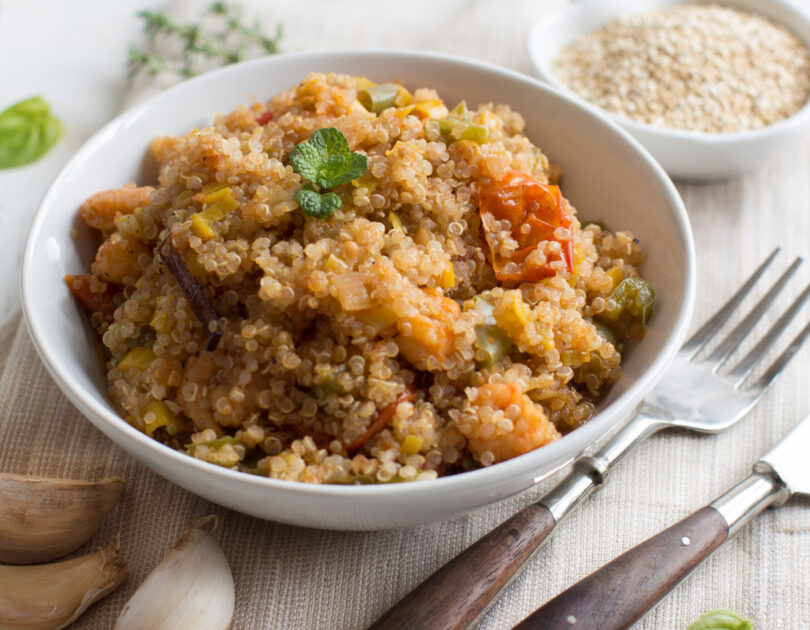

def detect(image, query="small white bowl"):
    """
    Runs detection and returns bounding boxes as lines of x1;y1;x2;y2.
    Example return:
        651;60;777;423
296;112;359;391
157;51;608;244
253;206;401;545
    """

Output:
528;0;810;181
21;50;695;530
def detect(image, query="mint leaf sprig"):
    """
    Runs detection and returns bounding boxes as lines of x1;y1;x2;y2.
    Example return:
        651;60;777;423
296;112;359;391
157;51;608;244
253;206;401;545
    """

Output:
290;128;368;219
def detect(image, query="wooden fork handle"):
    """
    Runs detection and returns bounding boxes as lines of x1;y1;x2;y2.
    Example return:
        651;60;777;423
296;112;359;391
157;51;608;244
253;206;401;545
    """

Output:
513;506;728;630
367;503;556;630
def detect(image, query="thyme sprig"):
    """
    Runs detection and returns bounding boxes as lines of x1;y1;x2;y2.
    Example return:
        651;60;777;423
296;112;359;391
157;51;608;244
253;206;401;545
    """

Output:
128;2;282;79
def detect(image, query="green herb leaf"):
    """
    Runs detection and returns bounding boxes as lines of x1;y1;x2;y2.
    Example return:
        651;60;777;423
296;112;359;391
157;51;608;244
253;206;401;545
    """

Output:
128;2;283;79
289;127;368;190
296;184;343;219
686;609;754;630
0;96;62;169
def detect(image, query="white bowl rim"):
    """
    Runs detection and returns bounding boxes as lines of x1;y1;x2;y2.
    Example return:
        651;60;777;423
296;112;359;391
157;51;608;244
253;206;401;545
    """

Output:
21;48;696;500
527;0;810;145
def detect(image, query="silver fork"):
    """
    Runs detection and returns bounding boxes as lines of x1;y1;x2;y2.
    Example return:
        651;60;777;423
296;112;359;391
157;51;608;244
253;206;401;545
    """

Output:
368;248;810;630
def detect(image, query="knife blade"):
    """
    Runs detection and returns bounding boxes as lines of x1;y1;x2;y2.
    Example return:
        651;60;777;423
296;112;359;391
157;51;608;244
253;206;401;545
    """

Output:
511;413;810;630
758;411;810;496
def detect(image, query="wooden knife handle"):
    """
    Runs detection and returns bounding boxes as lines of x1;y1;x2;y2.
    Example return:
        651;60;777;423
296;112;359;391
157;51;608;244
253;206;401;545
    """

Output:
513;505;729;630
368;503;556;630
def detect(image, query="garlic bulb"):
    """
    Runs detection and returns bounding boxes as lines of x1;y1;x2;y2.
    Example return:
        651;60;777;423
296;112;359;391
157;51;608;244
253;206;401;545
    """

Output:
0;472;124;564
115;516;234;630
0;541;126;630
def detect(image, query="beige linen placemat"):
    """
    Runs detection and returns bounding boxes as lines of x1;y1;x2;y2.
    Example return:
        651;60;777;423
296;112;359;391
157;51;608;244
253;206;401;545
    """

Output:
4;1;809;628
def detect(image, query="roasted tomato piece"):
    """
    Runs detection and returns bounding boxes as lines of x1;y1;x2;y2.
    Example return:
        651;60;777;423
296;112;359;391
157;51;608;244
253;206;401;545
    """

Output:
65;274;117;314
479;169;574;284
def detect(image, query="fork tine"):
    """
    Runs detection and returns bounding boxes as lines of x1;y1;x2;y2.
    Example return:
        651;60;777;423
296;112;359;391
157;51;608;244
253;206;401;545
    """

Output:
728;282;810;385
681;247;780;357
702;257;802;370
746;318;810;395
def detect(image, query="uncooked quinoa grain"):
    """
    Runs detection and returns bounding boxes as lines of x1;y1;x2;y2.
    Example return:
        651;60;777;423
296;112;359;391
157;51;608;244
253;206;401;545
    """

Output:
553;4;810;133
67;72;652;484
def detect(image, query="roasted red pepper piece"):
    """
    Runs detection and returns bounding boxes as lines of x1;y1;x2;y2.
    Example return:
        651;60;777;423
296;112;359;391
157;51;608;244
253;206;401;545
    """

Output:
479;169;574;284
256;110;274;125
344;388;415;454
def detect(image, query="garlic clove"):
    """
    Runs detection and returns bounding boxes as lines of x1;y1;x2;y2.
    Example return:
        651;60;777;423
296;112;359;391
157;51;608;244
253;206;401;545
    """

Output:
115;516;234;630
0;472;124;564
0;541;126;630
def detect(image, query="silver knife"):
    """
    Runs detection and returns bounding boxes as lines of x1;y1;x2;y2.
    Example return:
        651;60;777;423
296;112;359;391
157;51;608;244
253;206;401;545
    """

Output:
512;412;810;630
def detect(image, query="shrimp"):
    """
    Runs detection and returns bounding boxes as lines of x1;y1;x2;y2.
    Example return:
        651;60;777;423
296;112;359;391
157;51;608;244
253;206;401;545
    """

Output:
80;184;153;232
176;353;260;431
91;233;150;286
396;292;460;370
458;382;560;464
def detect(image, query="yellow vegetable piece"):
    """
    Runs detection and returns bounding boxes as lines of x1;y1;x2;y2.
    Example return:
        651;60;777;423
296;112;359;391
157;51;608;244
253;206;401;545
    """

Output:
503;292;530;326
560;350;589;366
389;212;403;231
356;305;399;333
325;254;350;273
190;214;216;241
608;267;624;290
351;174;378;191
439;262;455;288
199;187;239;222
474;110;495;127
201;181;228;194
401;434;423;456
118;346;156;372
150;296;172;334
568;244;586;286
201;199;238;222
394;104;416;119
354;77;377;90
203;186;233;204
144;400;184;437
393;87;412;108
494;292;532;341
412;99;448;120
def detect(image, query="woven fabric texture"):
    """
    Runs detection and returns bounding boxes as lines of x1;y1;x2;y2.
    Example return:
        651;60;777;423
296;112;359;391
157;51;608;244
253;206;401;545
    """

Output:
4;1;809;627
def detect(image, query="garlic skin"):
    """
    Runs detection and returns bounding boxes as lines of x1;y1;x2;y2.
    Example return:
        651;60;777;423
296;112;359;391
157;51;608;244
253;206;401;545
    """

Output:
115;516;234;630
0;472;124;564
0;541;126;630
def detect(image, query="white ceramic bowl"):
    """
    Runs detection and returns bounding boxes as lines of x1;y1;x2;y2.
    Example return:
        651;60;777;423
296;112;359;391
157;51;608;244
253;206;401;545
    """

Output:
527;0;810;181
21;50;695;530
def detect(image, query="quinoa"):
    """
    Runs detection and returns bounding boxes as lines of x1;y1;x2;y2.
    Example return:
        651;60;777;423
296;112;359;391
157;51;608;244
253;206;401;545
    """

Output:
553;4;810;133
68;73;651;484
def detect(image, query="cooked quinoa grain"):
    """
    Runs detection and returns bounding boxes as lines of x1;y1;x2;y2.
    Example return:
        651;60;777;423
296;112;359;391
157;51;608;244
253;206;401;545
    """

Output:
67;73;653;484
553;4;810;133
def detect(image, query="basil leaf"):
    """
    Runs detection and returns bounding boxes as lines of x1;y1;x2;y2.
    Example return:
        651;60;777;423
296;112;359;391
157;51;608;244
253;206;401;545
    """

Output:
296;184;342;219
0;96;62;169
686;609;754;630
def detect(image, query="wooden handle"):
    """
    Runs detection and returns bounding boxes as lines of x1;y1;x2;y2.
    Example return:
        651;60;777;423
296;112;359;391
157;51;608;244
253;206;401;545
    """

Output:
513;506;729;630
368;503;556;630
